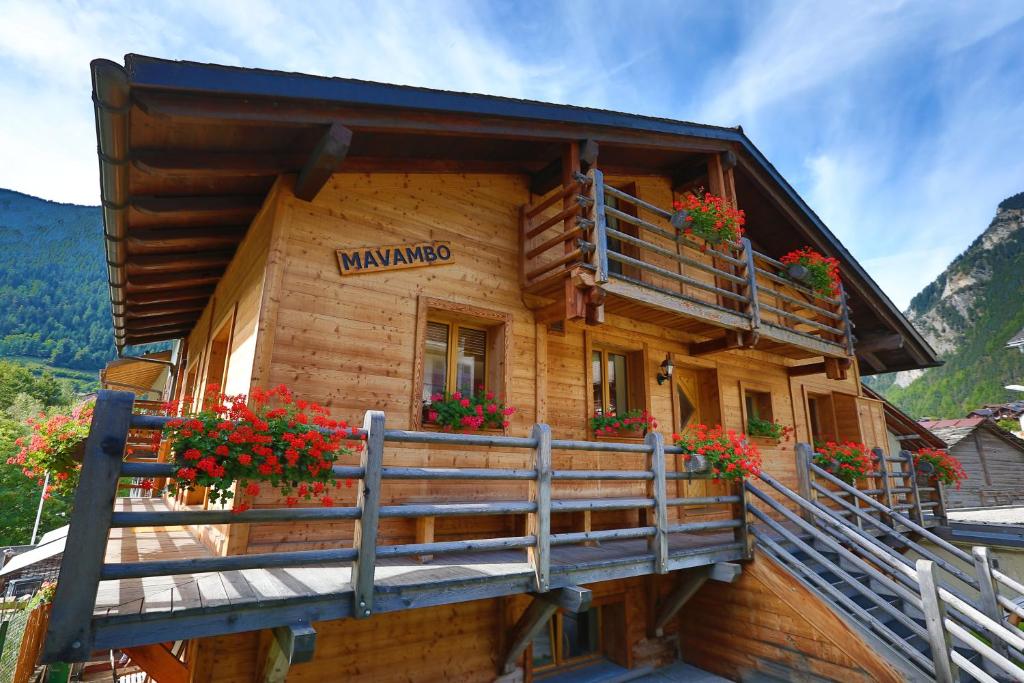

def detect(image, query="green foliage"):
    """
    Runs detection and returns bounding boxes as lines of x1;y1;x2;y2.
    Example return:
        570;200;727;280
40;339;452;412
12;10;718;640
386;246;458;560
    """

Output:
869;196;1024;418
0;189;114;371
997;418;1022;432
0;365;75;545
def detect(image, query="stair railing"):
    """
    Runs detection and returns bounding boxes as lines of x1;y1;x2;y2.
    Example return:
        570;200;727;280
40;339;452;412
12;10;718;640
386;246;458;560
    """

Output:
751;469;1024;682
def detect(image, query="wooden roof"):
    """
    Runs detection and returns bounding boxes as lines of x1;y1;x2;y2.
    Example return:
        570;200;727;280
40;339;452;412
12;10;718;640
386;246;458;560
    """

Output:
91;54;939;373
100;350;171;396
860;384;946;451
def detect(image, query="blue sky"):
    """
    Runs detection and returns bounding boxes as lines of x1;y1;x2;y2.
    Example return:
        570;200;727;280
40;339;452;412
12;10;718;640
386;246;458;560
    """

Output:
0;1;1022;309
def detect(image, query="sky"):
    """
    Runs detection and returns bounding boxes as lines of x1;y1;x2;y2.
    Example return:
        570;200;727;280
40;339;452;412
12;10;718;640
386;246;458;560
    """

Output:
0;1;1022;309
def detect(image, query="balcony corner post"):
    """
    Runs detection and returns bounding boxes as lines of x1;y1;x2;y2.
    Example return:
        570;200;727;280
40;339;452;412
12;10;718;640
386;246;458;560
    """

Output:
42;390;135;664
740;237;761;340
352;410;385;619
794;443;816;524
590;168;609;285
645;430;669;573
528;423;552;592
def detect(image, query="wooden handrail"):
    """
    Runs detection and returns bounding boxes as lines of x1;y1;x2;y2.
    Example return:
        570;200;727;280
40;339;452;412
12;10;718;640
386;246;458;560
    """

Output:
46;392;751;662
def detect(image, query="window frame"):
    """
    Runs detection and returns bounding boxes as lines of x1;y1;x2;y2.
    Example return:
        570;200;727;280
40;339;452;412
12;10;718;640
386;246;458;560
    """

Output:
739;381;776;439
531;606;606;673
411;296;512;431
584;332;650;439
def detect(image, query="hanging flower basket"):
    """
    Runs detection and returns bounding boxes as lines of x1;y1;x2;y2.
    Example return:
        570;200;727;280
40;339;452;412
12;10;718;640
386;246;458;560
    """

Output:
163;385;360;510
672;424;762;480
913;448;966;489
424;389;515;432
671;190;746;247
590;410;658;438
813;441;874;485
779;247;841;298
7;402;94;498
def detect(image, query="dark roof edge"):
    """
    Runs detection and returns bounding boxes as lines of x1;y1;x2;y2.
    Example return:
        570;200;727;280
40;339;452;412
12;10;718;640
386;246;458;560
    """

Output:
113;53;939;369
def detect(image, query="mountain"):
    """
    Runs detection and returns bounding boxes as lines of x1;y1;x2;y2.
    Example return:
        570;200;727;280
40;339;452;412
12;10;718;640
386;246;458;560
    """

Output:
868;191;1024;418
0;189;115;371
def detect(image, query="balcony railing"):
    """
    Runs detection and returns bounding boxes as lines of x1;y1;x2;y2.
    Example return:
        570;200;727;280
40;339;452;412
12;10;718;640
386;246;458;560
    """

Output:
520;169;854;360
43;391;752;662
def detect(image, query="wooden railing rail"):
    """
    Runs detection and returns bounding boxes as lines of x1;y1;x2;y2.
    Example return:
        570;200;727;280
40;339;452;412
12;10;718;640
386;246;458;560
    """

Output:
750;472;1024;682
44;391;750;662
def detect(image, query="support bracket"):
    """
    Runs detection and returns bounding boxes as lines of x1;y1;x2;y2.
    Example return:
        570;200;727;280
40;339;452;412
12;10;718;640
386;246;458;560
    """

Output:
500;587;590;674
261;624;317;683
653;563;741;636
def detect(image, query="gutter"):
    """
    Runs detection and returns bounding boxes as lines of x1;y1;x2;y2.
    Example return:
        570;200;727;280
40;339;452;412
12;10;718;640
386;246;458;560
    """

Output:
92;59;131;352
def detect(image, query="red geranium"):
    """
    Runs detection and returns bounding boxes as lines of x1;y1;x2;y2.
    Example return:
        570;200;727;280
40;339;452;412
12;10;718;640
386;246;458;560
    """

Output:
163;385;360;508
671;190;745;245
814;441;874;484
672;424;762;480
424;387;515;432
780;247;841;298
590;409;658;437
914;448;967;489
7;402;93;497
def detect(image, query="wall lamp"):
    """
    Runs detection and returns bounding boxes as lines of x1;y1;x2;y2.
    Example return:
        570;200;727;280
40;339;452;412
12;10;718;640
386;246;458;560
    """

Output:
657;354;674;385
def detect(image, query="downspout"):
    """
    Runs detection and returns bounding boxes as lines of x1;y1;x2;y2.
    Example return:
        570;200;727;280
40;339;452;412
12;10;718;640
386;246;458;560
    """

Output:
91;59;131;353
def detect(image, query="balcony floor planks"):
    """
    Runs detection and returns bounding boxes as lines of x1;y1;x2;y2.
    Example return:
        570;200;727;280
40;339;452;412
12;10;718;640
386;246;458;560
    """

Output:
91;499;744;649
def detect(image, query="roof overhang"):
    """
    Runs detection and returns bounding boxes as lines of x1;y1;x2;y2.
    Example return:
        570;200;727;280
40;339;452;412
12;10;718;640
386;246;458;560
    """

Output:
91;53;940;373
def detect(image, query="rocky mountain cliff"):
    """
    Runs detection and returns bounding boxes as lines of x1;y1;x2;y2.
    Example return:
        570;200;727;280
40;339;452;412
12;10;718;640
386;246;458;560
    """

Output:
868;191;1024;417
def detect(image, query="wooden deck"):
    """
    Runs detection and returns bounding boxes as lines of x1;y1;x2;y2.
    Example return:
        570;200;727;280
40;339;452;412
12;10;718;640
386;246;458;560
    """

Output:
91;498;745;650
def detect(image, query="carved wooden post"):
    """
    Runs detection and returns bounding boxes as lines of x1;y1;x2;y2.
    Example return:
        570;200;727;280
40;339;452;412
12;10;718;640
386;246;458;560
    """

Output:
43;390;134;662
972;546;1010;670
528;423;552;592
591;169;609;285
352;410;385;618
740;237;761;335
645;430;669;574
794;443;816;523
917;559;957;683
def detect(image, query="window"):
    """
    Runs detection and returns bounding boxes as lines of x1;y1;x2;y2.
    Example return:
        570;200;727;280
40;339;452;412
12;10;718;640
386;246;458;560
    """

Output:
413;297;511;429
532;607;603;671
422;320;489;406
676;379;697;430
592;349;630;417
744;390;773;423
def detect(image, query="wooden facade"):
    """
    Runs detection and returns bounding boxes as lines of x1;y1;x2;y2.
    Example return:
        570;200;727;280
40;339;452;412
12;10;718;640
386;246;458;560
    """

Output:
56;54;946;681
922;418;1024;508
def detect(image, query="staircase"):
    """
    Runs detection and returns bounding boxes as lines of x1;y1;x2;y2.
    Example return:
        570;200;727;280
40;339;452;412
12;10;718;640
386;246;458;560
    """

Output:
745;444;1024;683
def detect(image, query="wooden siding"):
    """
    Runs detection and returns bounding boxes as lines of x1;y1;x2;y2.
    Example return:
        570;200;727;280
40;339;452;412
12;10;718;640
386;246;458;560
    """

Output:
678;554;902;682
948;427;1024;508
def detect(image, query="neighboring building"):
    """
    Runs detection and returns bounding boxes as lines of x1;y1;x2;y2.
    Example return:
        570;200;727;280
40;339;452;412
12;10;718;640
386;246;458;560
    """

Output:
99;349;175;401
967;402;1024;422
920;418;1024;508
41;54;946;682
861;383;946;456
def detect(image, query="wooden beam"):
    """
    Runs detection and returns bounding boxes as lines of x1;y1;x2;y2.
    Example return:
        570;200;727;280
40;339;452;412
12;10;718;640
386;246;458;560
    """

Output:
294;122;353;201
124;252;234;275
126;226;247;253
500;594;559;674
124;329;194;345
126;271;224;291
130;195;264;215
123;643;187;683
652;562;741;637
688;330;744;357
126;287;215;305
261;624;316;683
535;585;592;613
530;139;597;196
788;361;827;377
122;312;200;330
824;357;851;381
132;150;305;177
858;350;886;373
856;333;905;353
126;301;207;318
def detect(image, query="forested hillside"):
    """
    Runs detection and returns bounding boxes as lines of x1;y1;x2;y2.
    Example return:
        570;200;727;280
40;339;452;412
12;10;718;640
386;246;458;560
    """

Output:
868;191;1024;418
0;189;115;371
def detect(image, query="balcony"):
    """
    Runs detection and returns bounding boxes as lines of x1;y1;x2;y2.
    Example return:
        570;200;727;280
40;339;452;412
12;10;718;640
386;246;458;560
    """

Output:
42;392;751;662
520;170;854;368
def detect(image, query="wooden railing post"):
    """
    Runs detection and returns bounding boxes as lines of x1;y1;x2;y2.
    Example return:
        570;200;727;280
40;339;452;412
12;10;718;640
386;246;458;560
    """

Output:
903;449;926;525
794;443;816;523
876;448;895;526
916;559;958;683
972;546;1010;670
740;237;761;335
42;390;134;663
838;283;855;356
528;423;552;592
590;169;609;285
645;431;669;574
352;410;385;618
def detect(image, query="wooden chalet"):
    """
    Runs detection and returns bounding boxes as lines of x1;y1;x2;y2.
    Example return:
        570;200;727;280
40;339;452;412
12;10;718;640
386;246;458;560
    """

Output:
45;54;1024;683
921;418;1024;509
